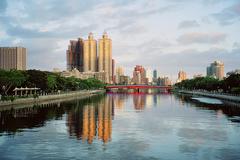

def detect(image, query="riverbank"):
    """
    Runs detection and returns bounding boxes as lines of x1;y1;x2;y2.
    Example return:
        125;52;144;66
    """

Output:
177;90;240;103
0;90;105;108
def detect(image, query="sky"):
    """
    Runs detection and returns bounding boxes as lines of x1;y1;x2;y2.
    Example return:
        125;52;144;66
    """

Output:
0;0;240;80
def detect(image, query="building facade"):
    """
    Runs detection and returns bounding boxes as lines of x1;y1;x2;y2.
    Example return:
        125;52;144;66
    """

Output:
66;38;84;71
207;61;224;79
0;47;27;70
98;32;112;83
132;65;147;85
177;70;187;83
158;77;172;86
83;33;97;72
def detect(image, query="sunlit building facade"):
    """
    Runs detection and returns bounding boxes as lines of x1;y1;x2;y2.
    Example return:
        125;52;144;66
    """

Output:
177;70;187;83
98;32;112;83
0;47;27;70
207;61;224;80
132;65;147;84
83;33;97;72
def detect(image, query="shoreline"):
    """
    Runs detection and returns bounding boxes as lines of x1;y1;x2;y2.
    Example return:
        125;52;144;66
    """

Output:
0;90;105;109
177;90;240;103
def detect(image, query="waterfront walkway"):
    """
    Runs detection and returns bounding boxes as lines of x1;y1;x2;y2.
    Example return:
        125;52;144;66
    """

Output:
178;90;240;103
0;90;104;107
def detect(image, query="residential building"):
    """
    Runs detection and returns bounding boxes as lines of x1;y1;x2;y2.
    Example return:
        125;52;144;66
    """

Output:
207;61;224;79
177;70;187;83
66;38;84;71
98;32;112;83
83;33;97;72
0;47;26;70
132;65;147;84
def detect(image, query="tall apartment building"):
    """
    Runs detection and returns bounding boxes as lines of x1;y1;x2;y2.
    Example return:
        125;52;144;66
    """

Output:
132;65;147;84
98;32;112;83
177;70;187;83
83;33;97;72
0;47;27;70
66;38;84;71
66;32;113;83
207;61;224;79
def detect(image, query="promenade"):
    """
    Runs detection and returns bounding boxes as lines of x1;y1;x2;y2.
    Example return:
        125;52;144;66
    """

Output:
0;90;105;107
178;90;240;103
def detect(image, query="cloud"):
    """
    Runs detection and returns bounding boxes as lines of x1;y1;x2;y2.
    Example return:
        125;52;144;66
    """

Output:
177;32;227;44
212;2;240;25
178;20;200;29
0;0;7;13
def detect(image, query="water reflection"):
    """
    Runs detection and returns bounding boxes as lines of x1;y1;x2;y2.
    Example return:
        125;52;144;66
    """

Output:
174;93;240;119
66;96;113;144
0;96;111;141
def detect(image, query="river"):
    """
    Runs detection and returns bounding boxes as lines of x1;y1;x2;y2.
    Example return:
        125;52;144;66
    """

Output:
0;93;240;160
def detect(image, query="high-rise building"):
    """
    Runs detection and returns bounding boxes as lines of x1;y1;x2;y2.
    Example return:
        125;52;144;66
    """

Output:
112;59;115;82
66;38;84;71
115;66;124;84
207;61;224;79
132;65;147;84
146;68;153;84
83;33;97;72
177;70;187;83
98;32;112;83
0;47;27;70
158;77;172;86
153;70;157;79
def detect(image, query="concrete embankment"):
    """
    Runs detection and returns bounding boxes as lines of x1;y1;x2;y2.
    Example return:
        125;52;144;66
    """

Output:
0;90;105;108
177;90;240;103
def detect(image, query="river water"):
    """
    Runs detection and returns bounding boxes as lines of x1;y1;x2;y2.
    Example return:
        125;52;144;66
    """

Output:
0;93;240;160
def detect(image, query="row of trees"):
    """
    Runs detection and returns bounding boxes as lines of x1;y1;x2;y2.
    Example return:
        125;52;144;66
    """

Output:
175;74;240;94
0;69;105;96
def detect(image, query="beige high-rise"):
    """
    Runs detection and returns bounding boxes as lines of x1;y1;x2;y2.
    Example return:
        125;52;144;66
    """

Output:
98;32;112;83
0;47;27;70
83;33;97;72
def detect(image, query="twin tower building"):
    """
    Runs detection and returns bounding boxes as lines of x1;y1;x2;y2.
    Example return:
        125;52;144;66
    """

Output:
66;32;113;83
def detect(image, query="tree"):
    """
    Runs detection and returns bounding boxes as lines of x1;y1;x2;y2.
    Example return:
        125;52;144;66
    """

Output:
24;70;48;91
0;69;26;95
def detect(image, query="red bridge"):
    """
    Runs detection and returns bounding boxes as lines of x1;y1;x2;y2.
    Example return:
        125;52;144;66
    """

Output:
106;85;173;90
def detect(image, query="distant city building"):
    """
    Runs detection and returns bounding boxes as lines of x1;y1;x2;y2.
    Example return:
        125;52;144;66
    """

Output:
66;32;113;83
153;70;157;79
132;65;147;85
119;75;130;85
177;70;187;83
83;33;97;72
98;32;112;83
152;69;158;84
146;68;153;84
115;66;124;84
207;61;224;79
61;68;107;83
158;77;172;86
227;69;240;76
66;38;84;71
112;59;115;82
0;47;27;70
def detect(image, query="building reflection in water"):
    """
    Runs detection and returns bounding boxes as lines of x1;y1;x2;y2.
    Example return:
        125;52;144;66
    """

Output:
133;94;146;110
67;96;113;144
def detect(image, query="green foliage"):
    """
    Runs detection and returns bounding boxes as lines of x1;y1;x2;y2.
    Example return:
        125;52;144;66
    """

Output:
47;74;57;91
0;69;105;96
0;69;26;95
23;70;48;90
1;96;15;102
175;74;240;94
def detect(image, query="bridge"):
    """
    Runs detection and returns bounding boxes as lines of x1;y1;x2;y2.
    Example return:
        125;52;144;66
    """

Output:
105;85;173;92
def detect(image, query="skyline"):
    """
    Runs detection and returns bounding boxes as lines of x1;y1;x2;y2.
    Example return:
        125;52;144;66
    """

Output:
0;0;240;79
